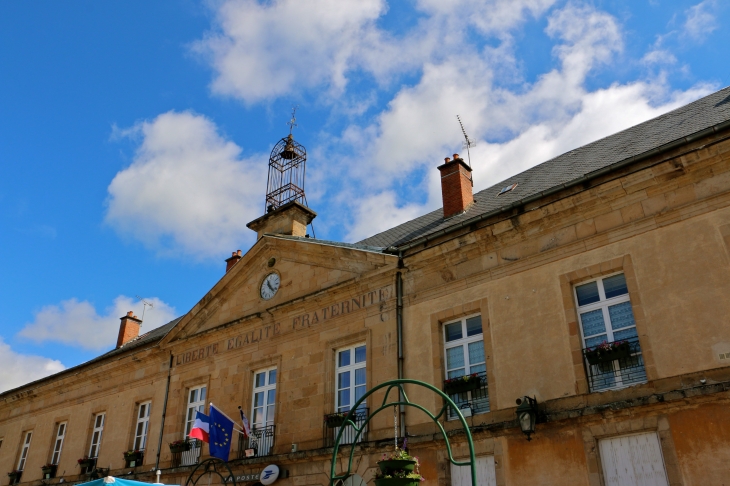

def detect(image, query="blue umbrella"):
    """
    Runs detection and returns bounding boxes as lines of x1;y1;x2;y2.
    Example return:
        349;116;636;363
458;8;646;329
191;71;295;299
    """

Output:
75;477;179;486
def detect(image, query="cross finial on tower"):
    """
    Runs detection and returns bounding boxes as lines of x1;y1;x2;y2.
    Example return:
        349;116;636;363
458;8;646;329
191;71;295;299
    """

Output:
287;105;298;135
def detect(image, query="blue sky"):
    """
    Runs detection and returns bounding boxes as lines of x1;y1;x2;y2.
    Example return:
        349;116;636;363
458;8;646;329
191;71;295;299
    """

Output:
0;0;728;391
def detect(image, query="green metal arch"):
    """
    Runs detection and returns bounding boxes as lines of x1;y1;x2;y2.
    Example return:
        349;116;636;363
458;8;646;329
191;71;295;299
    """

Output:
329;379;477;486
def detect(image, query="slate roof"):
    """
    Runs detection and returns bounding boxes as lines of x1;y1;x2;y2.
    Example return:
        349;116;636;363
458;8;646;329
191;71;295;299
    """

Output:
266;234;387;253
358;86;730;249
0;317;181;397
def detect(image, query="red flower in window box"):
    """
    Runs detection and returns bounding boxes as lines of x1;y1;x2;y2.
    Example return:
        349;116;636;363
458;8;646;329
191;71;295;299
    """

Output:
443;373;482;394
585;340;631;365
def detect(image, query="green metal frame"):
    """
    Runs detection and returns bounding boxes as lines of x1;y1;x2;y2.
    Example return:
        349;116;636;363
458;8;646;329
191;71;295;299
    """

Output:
328;379;476;486
185;458;236;486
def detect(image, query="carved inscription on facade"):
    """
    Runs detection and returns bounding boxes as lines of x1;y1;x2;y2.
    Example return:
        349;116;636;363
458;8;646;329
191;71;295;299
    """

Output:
174;285;392;366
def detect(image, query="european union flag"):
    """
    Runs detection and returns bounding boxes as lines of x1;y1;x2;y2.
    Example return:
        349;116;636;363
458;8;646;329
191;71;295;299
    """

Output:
209;405;234;461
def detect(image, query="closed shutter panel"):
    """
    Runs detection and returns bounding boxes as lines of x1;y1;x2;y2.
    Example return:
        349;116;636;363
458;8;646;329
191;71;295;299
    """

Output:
450;455;496;486
599;432;669;486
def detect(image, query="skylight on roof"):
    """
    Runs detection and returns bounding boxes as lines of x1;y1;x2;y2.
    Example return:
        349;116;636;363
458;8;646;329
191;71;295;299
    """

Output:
498;183;518;196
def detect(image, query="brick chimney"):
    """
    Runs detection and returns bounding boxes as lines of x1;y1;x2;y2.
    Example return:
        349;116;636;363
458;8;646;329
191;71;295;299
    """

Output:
225;249;242;273
117;311;142;348
438;153;474;218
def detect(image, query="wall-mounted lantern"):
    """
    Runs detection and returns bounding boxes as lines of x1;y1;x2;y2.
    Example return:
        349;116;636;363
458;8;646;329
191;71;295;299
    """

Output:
515;396;538;441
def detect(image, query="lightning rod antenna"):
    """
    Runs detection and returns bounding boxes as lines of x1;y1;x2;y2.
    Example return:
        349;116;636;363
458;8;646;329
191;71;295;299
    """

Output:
457;115;475;169
287;105;298;135
136;296;154;324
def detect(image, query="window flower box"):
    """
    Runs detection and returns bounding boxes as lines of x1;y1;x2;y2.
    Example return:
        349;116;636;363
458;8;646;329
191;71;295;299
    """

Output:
324;413;347;428
169;440;191;454
585;341;631;365
41;464;57;479
77;457;96;469
444;374;481;395
123;450;144;467
7;471;22;485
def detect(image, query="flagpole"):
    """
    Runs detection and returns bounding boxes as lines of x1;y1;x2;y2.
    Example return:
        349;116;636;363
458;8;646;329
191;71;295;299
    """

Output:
209;402;245;433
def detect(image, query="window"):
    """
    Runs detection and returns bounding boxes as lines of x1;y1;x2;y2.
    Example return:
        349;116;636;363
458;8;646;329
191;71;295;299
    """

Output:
181;385;206;466
599;432;669;485
333;344;367;445
89;413;105;458
249;368;276;456
51;423;66;465
252;369;276;428
17;431;32;470
134;402;151;451
185;386;207;437
575;273;646;391
443;315;489;418
497;183;518;195
336;344;366;413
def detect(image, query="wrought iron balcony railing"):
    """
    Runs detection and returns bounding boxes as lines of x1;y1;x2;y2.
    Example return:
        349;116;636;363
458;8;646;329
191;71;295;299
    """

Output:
323;408;369;448
237;425;276;458
443;370;490;420
583;337;647;392
171;439;201;467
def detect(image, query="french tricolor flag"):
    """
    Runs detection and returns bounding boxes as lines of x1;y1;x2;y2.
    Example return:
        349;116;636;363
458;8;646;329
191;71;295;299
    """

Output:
189;410;210;443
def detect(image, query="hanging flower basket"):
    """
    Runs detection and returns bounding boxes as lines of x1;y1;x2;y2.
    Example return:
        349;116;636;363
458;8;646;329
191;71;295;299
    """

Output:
325;413;347;428
169;440;191;453
378;459;417;473
41;464;57;479
375;448;424;485
374;479;421;486
585;341;631;365
444;374;481;395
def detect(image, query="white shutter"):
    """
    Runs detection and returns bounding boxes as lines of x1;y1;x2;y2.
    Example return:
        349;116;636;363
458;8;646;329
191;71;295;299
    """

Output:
450;455;496;486
599;432;669;486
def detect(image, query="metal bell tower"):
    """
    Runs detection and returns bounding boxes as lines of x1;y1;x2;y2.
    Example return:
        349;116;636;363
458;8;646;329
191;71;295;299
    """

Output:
264;108;308;212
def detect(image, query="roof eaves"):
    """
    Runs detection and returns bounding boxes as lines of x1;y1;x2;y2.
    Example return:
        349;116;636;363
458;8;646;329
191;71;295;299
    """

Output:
0;317;182;398
393;117;730;252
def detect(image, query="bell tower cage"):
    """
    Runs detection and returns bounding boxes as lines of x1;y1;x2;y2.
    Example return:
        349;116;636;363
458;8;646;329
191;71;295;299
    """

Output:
265;134;307;212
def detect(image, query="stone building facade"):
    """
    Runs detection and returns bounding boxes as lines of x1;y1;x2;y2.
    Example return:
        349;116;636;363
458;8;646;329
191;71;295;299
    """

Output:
2;87;730;486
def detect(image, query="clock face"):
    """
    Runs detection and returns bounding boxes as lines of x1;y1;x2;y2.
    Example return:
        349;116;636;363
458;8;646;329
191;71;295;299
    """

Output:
260;273;280;300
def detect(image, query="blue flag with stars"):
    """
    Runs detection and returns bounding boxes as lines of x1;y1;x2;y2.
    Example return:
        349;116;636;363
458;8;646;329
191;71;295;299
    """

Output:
209;404;234;461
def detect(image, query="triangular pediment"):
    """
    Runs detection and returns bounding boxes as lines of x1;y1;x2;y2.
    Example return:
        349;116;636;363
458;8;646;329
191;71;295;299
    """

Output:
161;235;397;344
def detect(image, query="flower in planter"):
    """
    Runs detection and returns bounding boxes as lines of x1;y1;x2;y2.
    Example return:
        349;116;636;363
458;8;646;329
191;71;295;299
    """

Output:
585;340;631;363
78;456;93;465
325;412;347;422
444;373;481;386
41;464;55;469
124;449;143;458
374;469;425;481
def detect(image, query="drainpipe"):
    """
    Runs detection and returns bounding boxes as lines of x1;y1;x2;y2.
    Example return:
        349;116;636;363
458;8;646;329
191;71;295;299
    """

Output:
396;257;406;440
155;353;174;471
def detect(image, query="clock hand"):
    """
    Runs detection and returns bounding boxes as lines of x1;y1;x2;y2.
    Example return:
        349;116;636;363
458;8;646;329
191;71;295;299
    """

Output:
267;281;275;291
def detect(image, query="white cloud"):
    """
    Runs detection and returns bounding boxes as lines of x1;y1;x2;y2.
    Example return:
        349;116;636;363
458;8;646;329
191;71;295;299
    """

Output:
194;0;386;103
194;0;558;104
0;338;65;393
106;111;266;259
682;0;717;42
341;3;712;241
18;295;177;351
